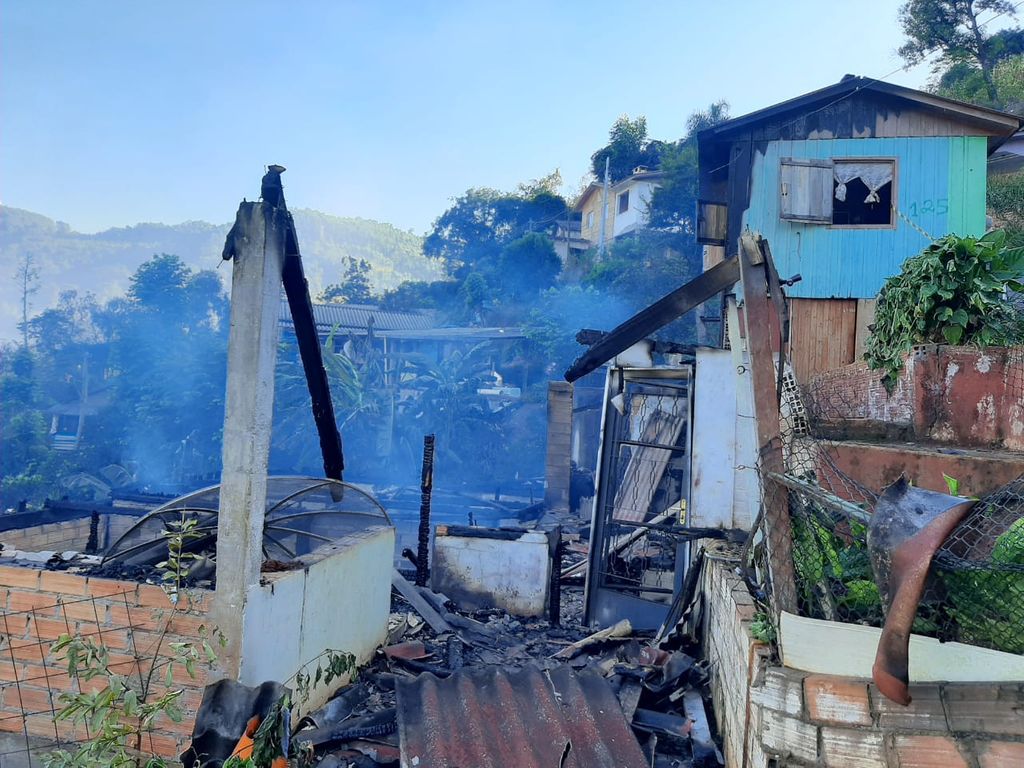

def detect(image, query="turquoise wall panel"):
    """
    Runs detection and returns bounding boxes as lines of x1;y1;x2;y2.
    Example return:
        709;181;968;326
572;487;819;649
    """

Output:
742;137;987;299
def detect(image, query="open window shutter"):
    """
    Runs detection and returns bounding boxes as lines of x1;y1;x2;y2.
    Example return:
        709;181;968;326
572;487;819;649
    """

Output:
780;158;833;223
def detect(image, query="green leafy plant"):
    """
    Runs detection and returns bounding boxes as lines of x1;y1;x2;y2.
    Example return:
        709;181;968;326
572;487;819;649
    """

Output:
292;649;357;706
750;611;777;644
865;231;1024;391
42;519;220;768
945;516;1024;654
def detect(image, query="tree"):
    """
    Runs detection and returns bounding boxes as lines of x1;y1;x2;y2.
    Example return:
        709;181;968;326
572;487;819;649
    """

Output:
646;101;730;235
423;187;567;280
898;0;1019;102
497;234;561;302
320;257;374;304
590;116;664;184
14;252;39;348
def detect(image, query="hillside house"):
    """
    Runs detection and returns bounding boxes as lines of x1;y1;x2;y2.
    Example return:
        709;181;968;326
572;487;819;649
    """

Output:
696;75;1022;382
556;168;665;263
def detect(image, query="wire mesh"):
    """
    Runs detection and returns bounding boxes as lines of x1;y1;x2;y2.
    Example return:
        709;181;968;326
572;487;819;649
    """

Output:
0;586;205;765
751;344;1024;656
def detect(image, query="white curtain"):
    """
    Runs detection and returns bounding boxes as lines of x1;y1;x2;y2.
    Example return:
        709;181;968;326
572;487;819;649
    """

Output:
834;162;893;204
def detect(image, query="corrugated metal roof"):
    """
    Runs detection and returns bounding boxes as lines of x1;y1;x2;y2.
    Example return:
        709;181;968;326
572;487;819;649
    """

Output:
377;326;525;341
279;299;437;334
395;665;647;768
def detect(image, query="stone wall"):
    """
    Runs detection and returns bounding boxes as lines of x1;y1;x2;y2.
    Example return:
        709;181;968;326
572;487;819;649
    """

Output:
702;552;1024;767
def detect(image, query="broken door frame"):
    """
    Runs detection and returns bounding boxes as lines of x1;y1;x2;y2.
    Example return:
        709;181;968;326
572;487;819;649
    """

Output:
583;365;694;630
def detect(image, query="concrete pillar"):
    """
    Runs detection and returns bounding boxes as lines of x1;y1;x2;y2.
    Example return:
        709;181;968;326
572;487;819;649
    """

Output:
213;201;286;677
544;381;574;510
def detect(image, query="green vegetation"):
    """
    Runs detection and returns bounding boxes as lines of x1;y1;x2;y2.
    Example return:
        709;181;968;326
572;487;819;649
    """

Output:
865;231;1024;391
898;0;1024;112
945;516;1024;653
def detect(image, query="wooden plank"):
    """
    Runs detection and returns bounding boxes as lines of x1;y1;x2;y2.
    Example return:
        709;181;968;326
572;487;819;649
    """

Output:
854;299;876;362
392;569;452;634
780;611;1024;681
613;405;687;522
564;257;740;382
789;298;858;383
738;232;797;617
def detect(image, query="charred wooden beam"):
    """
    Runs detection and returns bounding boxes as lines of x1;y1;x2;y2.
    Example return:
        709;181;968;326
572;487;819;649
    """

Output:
564;257;740;382
575;329;696;356
738;232;797;617
259;168;345;482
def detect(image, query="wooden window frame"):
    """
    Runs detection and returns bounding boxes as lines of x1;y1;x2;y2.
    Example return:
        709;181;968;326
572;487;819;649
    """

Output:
829;157;898;231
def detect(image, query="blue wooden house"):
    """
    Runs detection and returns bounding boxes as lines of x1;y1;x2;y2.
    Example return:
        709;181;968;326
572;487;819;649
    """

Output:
696;76;1021;381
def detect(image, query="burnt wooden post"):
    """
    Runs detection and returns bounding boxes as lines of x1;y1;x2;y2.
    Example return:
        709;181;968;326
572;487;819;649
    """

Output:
738;232;797;617
416;434;435;587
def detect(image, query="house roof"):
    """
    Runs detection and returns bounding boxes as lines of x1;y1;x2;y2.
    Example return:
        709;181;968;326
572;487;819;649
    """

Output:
989;129;1024;175
376;326;525;342
279;299;437;335
572;183;603;212
699;75;1022;149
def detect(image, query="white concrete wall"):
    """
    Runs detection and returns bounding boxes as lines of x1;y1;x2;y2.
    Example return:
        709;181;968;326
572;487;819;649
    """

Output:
432;529;550;616
612;179;658;238
238;525;395;712
690;346;759;529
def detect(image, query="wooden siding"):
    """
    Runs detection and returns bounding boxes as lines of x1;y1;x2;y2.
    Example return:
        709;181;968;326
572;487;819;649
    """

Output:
789;298;858;383
742;136;988;299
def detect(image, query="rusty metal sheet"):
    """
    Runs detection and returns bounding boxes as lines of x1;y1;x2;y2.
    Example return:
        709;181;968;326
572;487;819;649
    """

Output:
395;665;647;768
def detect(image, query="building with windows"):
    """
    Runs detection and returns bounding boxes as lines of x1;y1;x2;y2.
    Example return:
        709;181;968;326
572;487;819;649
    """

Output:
555;167;665;264
696;75;1021;381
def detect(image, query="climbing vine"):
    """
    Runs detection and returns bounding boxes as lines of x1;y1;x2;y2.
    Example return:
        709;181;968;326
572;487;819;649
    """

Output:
865;230;1024;391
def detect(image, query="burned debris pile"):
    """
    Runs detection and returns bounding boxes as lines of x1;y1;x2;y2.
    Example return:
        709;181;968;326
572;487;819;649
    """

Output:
181;566;724;768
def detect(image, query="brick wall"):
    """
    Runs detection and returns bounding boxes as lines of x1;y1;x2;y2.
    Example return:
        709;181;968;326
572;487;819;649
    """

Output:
545;381;574;509
703;553;1024;767
808;345;1024;451
0;565;212;758
0;513;138;554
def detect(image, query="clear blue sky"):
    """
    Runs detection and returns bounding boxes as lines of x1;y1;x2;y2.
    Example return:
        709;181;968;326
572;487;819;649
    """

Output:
1;1;953;234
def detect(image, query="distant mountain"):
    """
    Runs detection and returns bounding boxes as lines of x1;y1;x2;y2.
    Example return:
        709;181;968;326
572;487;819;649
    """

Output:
0;206;441;342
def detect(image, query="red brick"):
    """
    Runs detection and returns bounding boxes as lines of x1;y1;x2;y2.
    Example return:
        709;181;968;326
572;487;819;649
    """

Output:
39;570;90;596
0;709;25;732
60;598;108;625
977;741;1024;768
135;583;173;609
894;735;970;768
6;589;62;616
30;615;75;642
805;675;872;727
0;566;41;590
84;577;138;600
1;684;54;713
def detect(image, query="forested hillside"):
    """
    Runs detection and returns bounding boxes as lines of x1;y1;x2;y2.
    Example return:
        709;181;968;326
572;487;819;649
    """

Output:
0;206;440;341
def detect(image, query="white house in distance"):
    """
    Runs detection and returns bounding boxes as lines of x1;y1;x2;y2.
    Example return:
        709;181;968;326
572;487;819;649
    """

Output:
553;167;664;263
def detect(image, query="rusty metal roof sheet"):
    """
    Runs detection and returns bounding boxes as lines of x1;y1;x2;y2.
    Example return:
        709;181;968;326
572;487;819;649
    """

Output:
395;664;647;768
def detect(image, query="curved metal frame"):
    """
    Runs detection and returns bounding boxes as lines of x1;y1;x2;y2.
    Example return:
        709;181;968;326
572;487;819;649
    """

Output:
102;477;392;566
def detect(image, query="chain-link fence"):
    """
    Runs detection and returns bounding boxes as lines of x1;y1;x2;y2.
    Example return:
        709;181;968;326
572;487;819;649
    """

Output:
749;347;1024;656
